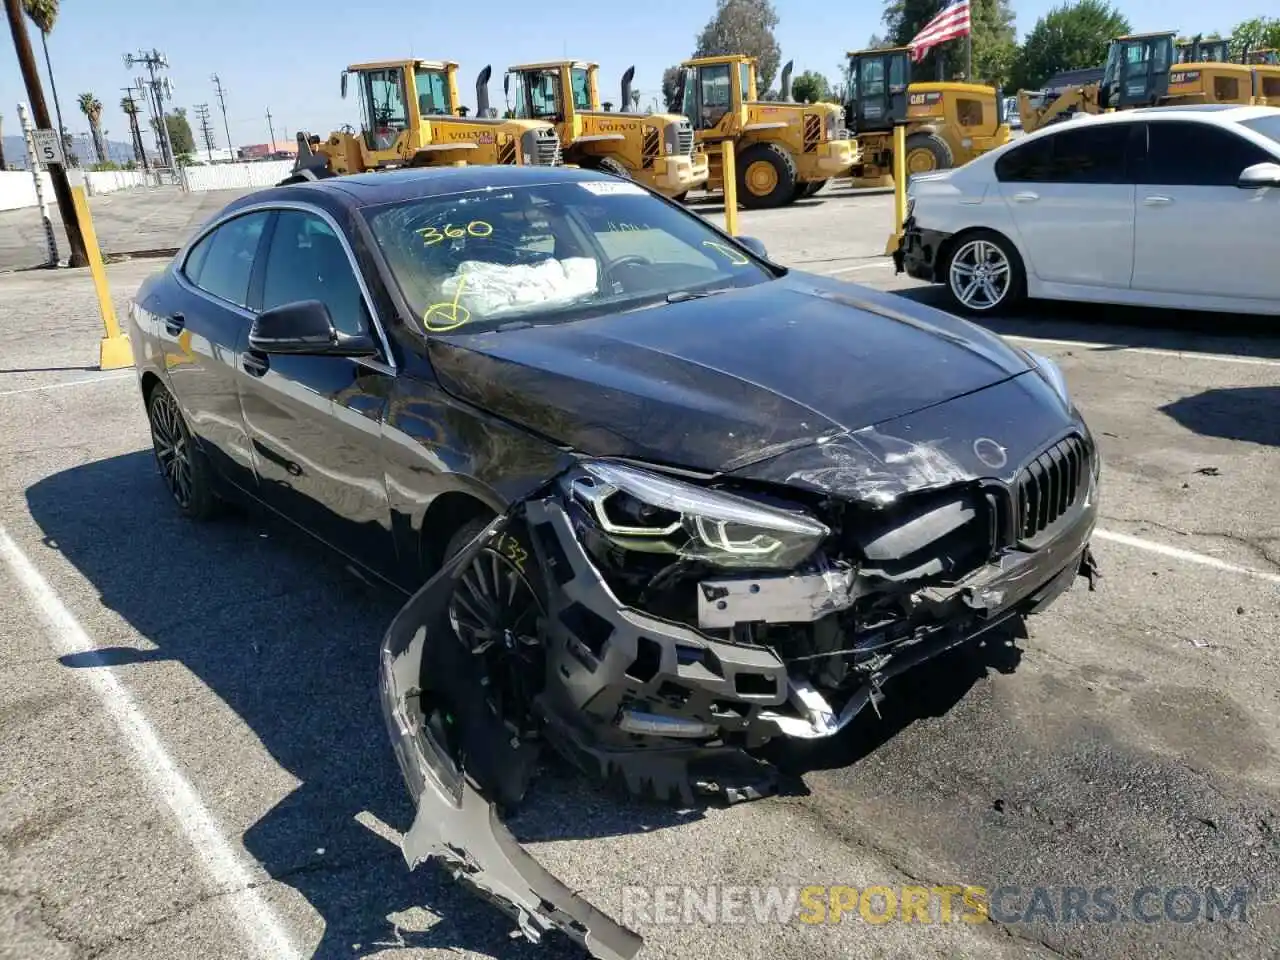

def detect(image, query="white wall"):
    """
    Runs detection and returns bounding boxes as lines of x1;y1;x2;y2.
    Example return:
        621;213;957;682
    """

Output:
181;160;295;192
86;170;162;194
0;169;52;212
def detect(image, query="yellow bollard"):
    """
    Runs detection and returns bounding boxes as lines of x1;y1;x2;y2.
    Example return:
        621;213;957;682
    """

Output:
69;182;133;371
884;123;908;256
721;139;739;237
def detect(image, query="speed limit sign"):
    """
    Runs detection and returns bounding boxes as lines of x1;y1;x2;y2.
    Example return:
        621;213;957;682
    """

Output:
32;128;65;166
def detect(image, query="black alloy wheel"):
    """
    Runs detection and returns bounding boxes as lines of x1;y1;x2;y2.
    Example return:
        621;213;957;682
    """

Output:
147;383;216;519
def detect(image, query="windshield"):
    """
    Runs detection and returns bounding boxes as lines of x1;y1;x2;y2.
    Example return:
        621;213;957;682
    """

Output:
570;68;592;110
414;68;451;116
363;180;775;334
1240;115;1280;149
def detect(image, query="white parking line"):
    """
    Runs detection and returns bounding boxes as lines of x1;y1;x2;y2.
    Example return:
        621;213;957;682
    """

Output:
0;526;301;960
818;260;895;276
999;335;1280;369
1095;528;1280;585
0;372;134;398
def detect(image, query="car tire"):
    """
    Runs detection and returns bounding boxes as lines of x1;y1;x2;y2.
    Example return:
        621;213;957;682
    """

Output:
904;132;954;173
146;382;218;520
941;229;1026;315
588;156;631;179
737;142;798;209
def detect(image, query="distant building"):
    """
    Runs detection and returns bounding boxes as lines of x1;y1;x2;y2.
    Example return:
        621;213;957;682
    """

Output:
237;140;299;161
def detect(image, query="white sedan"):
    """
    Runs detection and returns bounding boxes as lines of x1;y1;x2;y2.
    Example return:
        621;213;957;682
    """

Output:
894;105;1280;316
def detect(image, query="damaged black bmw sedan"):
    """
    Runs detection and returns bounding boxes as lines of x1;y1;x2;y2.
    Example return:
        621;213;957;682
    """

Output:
128;165;1099;959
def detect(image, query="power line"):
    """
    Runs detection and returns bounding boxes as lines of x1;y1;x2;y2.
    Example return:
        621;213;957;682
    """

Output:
211;73;233;159
124;49;176;167
193;102;215;163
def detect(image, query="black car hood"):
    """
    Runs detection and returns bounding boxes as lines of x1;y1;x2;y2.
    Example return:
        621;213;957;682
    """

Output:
427;273;1035;473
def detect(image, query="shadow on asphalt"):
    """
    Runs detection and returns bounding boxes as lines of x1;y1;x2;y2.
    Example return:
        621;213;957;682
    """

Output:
1159;386;1280;448
893;287;1280;360
26;449;1022;955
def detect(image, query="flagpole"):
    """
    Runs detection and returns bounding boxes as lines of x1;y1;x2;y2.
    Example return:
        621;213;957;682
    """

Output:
965;32;972;81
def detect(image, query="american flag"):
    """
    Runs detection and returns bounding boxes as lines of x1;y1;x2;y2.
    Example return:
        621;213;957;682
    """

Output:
908;0;972;63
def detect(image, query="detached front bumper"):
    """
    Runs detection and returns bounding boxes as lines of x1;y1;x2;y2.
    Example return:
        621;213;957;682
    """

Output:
815;138;861;175
651;153;709;193
893;217;951;282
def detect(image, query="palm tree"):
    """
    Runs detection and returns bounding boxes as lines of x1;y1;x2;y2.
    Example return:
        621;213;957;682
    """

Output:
22;1;69;163
78;93;106;164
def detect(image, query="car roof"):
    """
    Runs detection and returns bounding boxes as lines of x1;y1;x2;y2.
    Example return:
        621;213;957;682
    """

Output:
224;164;632;214
1008;104;1280;147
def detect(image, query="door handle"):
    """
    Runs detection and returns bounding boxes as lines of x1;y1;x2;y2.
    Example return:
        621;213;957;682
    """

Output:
164;313;185;335
1011;191;1039;202
1143;195;1173;205
241;351;270;377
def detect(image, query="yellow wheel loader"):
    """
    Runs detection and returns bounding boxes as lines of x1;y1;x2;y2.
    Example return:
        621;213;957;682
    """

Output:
672;55;859;208
285;59;561;184
497;59;708;198
1245;48;1280;105
842;45;1011;182
1016;31;1260;134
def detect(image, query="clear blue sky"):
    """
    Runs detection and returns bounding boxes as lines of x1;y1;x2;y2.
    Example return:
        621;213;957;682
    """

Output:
0;0;1266;152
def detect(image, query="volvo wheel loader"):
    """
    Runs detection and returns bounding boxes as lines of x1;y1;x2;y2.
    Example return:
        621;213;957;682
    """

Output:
671;55;859;208
497;59;708;198
843;45;1011;182
284;59;562;184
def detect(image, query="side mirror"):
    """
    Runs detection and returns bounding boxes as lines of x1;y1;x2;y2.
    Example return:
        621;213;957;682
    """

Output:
733;236;769;260
340;72;348;99
1237;161;1280;189
248;300;378;357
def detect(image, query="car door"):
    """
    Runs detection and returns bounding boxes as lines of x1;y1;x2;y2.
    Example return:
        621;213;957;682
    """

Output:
1131;119;1279;300
236;206;399;576
165;209;272;487
994;121;1140;290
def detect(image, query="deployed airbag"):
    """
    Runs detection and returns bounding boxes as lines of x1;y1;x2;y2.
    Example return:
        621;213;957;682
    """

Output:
442;257;599;316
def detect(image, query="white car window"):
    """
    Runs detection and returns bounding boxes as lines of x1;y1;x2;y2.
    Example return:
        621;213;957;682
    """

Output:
994;123;1134;184
1143;121;1274;186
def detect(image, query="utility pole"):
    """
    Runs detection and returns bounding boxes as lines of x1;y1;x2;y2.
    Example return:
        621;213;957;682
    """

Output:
266;108;276;151
194;103;215;163
5;0;88;266
121;85;149;170
0;112;6;170
211;73;233;160
125;50;176;168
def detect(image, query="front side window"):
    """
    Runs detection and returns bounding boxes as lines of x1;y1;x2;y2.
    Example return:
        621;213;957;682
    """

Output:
260;211;370;337
679;68;696;116
364;69;408;132
570;68;592;111
739;63;752;101
364;181;775;334
1240;115;1280;149
184;211;270;307
995;123;1133;184
414;68;452;116
1143;121;1275;186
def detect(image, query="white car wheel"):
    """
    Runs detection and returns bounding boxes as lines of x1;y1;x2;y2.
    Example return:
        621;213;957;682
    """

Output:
946;236;1020;313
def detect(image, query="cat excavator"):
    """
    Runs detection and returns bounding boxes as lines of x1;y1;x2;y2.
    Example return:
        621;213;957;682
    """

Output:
284;58;562;184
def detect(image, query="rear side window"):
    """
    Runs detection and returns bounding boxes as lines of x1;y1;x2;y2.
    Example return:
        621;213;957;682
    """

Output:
1143;121;1276;185
183;211;270;308
1240;114;1280;147
995;123;1133;184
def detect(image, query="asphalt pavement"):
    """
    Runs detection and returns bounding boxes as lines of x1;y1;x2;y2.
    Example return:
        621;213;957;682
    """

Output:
1;185;1277;960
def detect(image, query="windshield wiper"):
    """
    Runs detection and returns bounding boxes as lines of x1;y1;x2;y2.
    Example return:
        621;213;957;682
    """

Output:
665;288;730;303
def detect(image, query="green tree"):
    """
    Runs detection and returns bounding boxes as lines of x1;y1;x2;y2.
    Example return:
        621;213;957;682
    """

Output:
1231;17;1280;56
790;70;831;103
882;0;1015;85
694;0;783;92
77;92;106;164
1010;0;1130;91
151;108;196;157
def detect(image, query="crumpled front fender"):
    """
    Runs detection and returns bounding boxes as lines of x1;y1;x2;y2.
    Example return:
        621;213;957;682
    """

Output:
378;512;643;960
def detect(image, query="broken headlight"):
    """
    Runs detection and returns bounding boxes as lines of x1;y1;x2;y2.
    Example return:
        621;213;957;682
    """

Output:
567;460;829;570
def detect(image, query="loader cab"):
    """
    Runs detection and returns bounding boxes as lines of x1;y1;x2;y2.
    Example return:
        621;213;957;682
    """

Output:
506;61;596;125
342;59;460;151
843;47;910;133
1176;37;1232;64
1099;32;1175;109
675;56;754;131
